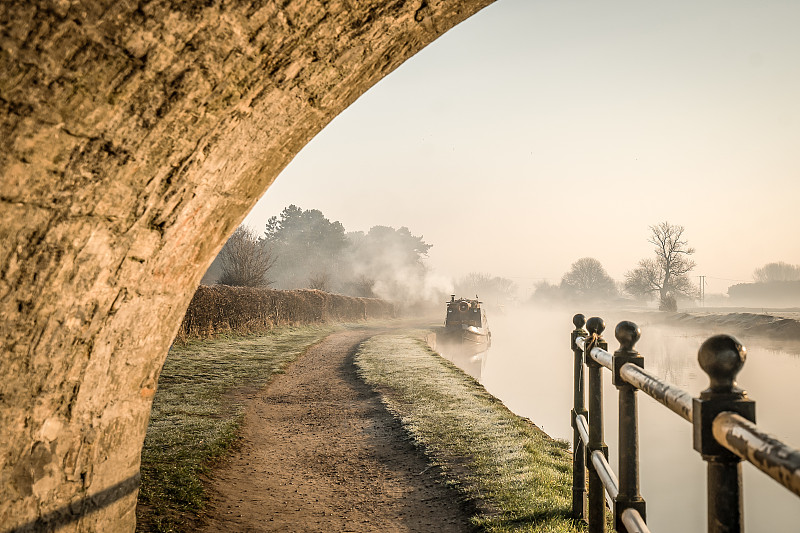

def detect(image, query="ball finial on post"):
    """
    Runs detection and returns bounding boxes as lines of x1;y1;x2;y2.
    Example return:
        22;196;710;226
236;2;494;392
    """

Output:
698;334;746;394
586;317;605;336
573;313;586;329
611;319;647;530
614;321;641;352
693;334;753;532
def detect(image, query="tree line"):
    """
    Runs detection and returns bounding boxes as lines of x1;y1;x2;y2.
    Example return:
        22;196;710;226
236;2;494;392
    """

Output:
728;261;800;306
210;213;797;310
533;221;799;310
208;205;435;305
533;221;698;311
209;206;524;308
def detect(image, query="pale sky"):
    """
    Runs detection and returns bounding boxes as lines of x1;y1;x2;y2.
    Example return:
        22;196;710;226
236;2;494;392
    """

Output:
244;0;800;296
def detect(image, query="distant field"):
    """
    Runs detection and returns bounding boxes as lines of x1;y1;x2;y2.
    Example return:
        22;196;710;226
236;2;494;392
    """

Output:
628;307;800;343
682;306;800;322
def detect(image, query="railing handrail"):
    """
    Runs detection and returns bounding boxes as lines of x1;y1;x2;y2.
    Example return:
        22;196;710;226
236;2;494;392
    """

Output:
618;363;693;422
569;314;800;533
578;333;694;422
591;448;620;500
576;335;613;369
712;411;800;498
575;413;590;446
620;509;651;533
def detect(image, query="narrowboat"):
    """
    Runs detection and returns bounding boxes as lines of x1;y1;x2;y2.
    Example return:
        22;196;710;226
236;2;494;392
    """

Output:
443;295;491;347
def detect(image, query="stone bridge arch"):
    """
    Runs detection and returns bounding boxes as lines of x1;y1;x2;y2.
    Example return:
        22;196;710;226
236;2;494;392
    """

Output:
0;1;495;530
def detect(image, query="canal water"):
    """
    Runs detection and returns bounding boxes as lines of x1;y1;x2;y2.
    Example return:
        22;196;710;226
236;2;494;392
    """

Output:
436;307;800;532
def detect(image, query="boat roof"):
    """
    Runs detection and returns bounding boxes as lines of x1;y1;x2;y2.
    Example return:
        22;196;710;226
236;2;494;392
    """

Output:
448;295;483;305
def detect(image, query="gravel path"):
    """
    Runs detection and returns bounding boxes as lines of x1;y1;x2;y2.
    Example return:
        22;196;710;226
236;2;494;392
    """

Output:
200;328;473;532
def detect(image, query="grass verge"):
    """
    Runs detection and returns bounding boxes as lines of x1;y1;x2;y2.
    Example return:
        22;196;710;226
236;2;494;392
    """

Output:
354;332;583;533
136;325;336;532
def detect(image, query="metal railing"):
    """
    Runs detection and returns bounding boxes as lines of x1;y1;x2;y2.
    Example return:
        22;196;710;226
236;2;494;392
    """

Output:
569;313;800;533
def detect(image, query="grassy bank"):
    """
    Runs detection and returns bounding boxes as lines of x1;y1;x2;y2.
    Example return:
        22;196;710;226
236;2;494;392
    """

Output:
136;325;336;532
355;333;582;533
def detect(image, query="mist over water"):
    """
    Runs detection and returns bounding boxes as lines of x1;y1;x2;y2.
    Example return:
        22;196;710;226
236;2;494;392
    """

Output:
442;305;800;533
230;1;800;522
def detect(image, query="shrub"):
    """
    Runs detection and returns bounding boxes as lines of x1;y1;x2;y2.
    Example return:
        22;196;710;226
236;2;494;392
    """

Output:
177;285;395;340
659;294;678;312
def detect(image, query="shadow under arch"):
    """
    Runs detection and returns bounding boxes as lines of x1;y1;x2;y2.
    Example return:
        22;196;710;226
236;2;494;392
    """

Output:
0;1;496;530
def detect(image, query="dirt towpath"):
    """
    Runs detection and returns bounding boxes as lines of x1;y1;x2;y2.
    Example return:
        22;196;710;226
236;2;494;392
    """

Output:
200;328;473;532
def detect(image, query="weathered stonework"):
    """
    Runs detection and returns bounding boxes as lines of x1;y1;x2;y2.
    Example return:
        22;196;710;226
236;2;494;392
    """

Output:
0;1;495;530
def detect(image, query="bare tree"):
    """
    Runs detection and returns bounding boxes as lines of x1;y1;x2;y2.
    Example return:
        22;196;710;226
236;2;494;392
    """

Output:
218;225;276;287
624;222;697;308
560;257;617;300
454;272;516;305
530;281;562;305
753;262;800;283
351;275;376;298
307;272;331;291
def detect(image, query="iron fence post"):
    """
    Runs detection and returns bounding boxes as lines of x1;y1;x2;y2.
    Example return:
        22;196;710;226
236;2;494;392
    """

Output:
692;335;756;533
612;321;646;532
571;313;588;522
586;316;608;533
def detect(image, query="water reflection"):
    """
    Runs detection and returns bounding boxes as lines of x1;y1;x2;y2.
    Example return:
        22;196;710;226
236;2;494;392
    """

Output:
429;330;489;381
436;307;800;533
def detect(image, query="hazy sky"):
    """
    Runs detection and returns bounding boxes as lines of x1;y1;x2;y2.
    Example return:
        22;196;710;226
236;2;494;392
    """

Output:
244;0;800;296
